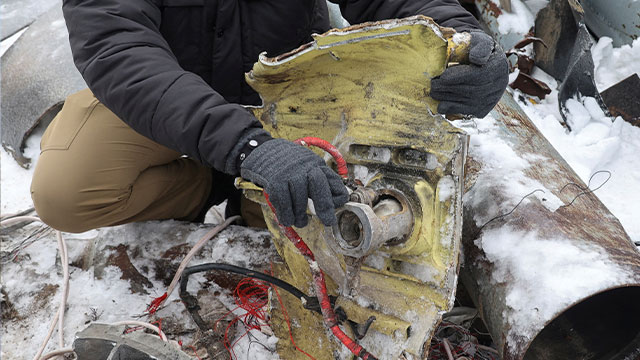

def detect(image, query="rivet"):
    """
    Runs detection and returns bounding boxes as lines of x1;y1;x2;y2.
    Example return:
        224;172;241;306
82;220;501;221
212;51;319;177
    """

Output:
249;140;258;147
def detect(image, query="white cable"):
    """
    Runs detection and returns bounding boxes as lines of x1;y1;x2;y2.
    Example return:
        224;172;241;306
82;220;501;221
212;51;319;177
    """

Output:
151;215;240;311
0;215;42;227
56;230;69;349
38;348;74;360
442;338;455;360
477;344;500;355
4;216;70;360
33;307;61;360
110;321;169;342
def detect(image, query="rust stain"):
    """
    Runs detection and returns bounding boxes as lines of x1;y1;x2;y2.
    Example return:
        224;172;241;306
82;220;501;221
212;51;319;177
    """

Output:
485;0;503;17
509;72;552;99
161;243;191;260
105;244;153;294
203;271;243;293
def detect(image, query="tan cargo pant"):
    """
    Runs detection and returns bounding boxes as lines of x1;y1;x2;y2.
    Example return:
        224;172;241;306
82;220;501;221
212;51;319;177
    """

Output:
31;89;263;233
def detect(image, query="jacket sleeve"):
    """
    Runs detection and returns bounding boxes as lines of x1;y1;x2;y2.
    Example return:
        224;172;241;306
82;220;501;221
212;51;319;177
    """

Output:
62;0;262;173
328;0;480;32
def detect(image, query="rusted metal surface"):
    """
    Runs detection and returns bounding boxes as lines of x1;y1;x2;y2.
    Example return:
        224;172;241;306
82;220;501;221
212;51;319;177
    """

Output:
506;37;551;99
461;93;640;359
581;0;640;47
600;74;640;127
509;72;552;99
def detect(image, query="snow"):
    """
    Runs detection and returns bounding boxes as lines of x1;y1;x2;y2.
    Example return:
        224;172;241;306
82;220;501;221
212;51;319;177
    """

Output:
437;176;455;202
0;27;26;56
522;0;549;17
1;220;280;359
1;124;43;214
592;37;640;91
493;0;535;35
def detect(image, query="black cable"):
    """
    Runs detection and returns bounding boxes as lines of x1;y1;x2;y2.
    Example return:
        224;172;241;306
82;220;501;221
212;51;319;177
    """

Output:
179;262;339;327
179;262;366;359
179;262;314;359
180;263;312;305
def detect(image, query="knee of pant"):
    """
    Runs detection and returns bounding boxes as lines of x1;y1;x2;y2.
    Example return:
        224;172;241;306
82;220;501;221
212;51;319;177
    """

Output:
31;173;93;233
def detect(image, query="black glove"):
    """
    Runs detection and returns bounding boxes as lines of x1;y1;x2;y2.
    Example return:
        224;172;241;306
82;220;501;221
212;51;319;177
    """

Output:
430;31;509;118
240;138;349;228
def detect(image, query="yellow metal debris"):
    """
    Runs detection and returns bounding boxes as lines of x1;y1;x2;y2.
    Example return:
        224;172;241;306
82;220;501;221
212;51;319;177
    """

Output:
240;15;469;358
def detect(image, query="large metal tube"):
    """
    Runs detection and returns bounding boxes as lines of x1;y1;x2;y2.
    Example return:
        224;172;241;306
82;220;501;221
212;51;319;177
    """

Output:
461;93;640;359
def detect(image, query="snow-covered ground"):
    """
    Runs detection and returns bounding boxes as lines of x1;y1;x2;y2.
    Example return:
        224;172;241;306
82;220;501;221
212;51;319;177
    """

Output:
2;17;640;360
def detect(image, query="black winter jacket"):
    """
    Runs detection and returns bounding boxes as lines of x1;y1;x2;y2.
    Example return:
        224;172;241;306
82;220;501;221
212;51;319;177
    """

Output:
62;0;479;173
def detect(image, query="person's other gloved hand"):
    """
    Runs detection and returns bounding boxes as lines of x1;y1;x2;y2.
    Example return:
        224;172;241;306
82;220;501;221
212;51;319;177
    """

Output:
430;31;509;118
240;138;349;228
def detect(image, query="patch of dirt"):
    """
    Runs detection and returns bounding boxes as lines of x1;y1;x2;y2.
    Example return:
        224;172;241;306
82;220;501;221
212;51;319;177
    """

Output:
1;288;21;322
202;272;243;293
153;259;179;287
161;243;191;260
105;244;153;294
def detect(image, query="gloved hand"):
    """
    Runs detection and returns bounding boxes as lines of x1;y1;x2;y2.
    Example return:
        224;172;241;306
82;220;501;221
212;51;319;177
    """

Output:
240;138;349;228
430;31;509;118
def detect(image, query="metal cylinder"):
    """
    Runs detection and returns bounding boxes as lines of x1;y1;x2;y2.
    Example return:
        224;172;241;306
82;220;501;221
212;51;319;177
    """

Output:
461;93;640;359
330;191;413;258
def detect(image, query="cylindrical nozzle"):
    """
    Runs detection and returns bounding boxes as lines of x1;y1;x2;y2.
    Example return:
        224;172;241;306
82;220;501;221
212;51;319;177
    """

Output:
330;191;413;258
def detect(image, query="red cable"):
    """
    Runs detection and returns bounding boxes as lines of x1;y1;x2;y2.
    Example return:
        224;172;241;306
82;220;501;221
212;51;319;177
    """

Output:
264;192;377;360
188;345;202;360
211;278;273;360
264;137;377;359
270;264;316;360
294;137;348;179
146;292;167;315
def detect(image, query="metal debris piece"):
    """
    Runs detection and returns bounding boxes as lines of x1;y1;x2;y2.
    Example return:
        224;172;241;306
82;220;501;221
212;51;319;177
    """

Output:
533;0;608;123
581;0;640;47
473;0;533;60
0;0;57;40
510;36;546;50
1;5;86;167
509;71;552;99
73;323;192;360
241;16;470;359
600;74;640;127
505;36;551;99
499;0;512;13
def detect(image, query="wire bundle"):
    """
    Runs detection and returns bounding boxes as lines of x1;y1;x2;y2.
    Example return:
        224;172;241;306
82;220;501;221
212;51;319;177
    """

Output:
216;277;272;359
428;322;498;360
